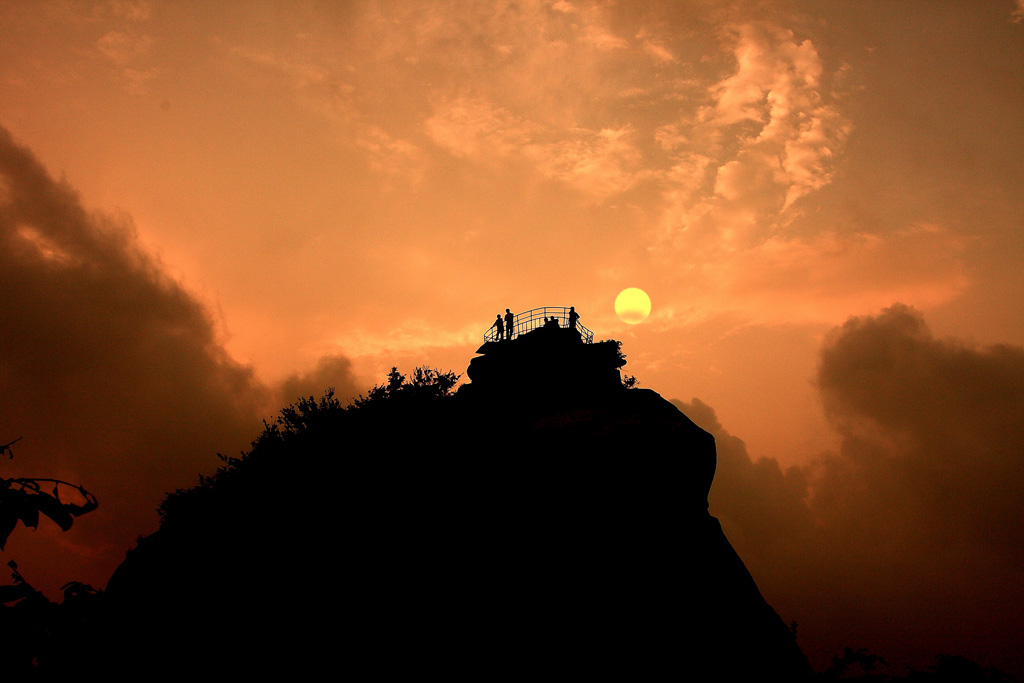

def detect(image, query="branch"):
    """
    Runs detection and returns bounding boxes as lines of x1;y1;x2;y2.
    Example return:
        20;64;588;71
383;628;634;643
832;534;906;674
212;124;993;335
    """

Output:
1;436;23;459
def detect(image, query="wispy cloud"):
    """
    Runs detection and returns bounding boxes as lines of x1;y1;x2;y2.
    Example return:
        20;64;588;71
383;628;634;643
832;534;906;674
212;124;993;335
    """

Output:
425;96;650;199
642;41;676;64
699;22;850;211
94;28;158;92
108;0;152;23
653;222;969;325
227;44;358;122
332;321;481;360
96;30;153;64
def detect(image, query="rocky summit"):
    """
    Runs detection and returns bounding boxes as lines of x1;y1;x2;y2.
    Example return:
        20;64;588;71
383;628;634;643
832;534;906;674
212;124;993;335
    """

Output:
75;329;811;679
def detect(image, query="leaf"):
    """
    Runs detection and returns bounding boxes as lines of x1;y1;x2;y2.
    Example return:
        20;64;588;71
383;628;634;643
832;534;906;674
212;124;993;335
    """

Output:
15;498;40;530
0;509;18;550
63;487;99;516
31;493;74;532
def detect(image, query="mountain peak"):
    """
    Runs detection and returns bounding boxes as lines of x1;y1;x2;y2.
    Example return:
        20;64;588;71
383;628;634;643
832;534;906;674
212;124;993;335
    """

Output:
74;337;810;679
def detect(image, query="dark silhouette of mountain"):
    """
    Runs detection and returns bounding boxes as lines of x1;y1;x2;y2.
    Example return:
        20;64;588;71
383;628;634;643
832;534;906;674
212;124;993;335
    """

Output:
55;330;811;679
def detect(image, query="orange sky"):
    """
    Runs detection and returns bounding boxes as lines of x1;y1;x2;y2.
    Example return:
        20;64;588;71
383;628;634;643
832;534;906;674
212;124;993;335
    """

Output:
2;0;1023;675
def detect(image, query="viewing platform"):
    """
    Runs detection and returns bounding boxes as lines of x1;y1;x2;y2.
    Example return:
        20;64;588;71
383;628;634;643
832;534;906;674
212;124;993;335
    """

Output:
483;306;594;344
466;306;623;400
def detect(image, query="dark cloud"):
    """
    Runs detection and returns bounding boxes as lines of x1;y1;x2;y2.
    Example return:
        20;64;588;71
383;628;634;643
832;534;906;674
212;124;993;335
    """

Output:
807;305;1024;674
0;126;373;597
274;354;362;408
671;397;815;559
676;304;1024;674
0;126;270;593
815;304;1024;565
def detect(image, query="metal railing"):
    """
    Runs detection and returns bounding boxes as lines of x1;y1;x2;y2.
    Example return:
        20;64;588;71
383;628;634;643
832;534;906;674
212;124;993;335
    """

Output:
484;307;593;344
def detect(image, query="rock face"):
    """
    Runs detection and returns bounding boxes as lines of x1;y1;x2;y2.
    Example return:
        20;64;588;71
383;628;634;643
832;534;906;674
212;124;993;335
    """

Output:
466;325;625;398
87;332;811;679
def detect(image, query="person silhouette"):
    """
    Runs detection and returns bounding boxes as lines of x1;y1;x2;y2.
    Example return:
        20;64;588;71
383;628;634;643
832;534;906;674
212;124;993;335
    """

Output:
492;314;504;341
504;309;514;340
568;306;579;331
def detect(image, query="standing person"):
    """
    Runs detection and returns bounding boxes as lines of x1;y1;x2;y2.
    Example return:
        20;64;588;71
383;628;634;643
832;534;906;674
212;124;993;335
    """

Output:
568;306;579;331
504;308;514;340
492;314;504;341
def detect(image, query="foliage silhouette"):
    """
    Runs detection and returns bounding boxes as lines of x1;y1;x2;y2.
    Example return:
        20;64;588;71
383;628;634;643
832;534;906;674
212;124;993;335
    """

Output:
1;437;22;459
107;356;789;678
14;354;1018;680
820;646;890;681
813;647;1018;682
0;438;98;549
608;339;627;364
158;366;459;526
912;655;1016;682
0;559;104;676
0;439;100;676
351;366;460;408
3;353;1020;679
0;560;50;675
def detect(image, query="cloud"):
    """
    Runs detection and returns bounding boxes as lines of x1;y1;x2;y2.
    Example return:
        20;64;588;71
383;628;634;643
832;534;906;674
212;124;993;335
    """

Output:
814;304;1024;564
227;44;358;122
642;20;961;325
274;355;362;408
724;225;969;320
213;6;845;222
96;30;153;65
355;126;429;186
226;44;428;184
582;24;628;51
673;397;815;559
807;305;1024;668
95;29;158;93
653;221;969;326
332;320;482;361
41;0;149;25
108;0;152;23
702;22;850;210
122;66;160;94
425;96;649;200
642;41;676;63
678;305;1024;670
423;96;538;160
0;126;269;592
651;21;851;260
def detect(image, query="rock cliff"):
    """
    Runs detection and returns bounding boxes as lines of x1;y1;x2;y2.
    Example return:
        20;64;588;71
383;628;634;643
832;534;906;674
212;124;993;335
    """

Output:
80;331;811;679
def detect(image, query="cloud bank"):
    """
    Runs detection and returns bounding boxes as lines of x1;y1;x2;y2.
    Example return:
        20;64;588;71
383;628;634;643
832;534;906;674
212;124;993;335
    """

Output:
0;126;268;591
680;304;1024;673
814;305;1024;565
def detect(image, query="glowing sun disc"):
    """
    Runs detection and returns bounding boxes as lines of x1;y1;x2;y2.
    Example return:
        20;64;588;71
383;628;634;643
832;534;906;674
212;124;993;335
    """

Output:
615;288;652;324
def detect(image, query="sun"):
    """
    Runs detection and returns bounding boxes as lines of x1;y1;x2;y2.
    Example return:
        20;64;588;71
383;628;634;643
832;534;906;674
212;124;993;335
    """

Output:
615;288;652;324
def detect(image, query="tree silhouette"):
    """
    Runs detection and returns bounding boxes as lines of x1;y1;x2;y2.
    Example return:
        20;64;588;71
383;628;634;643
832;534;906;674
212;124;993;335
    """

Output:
158;366;460;525
820;646;889;680
351;366;460;408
